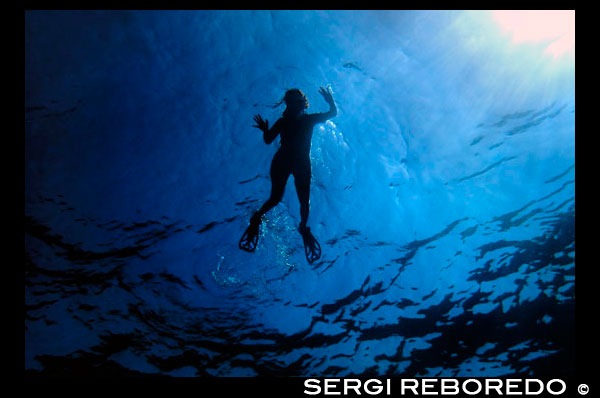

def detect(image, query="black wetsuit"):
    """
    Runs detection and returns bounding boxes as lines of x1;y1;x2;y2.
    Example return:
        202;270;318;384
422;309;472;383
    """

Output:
256;111;332;226
240;90;336;260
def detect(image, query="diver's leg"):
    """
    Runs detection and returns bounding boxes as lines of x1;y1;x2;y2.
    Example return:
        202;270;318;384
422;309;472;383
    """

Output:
254;153;289;221
294;162;320;263
294;161;311;230
240;154;289;252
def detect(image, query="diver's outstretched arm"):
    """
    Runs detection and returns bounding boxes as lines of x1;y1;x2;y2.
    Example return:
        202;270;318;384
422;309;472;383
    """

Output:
253;115;281;144
319;86;337;119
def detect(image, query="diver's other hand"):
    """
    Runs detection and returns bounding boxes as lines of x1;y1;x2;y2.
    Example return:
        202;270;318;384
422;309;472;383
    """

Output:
319;86;334;104
253;114;269;132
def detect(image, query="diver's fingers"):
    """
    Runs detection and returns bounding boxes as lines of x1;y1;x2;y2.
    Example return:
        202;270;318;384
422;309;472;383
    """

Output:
319;86;331;97
252;118;267;130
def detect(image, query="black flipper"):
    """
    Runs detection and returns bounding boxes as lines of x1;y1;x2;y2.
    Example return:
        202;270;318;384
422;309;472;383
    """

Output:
239;216;261;252
300;226;321;264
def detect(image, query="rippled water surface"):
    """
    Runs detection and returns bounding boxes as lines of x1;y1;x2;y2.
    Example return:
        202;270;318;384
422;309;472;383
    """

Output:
25;10;575;377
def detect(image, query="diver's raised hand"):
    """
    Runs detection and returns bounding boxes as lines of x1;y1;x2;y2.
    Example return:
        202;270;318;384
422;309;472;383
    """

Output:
319;86;334;104
253;114;269;133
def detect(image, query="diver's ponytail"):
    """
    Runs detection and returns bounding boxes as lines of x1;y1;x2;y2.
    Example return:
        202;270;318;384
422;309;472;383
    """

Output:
271;97;285;109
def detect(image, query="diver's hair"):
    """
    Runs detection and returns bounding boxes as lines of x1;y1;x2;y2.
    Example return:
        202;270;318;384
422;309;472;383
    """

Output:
271;89;309;114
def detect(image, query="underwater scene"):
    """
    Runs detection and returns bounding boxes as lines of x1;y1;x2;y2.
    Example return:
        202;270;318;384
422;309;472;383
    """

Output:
25;10;575;377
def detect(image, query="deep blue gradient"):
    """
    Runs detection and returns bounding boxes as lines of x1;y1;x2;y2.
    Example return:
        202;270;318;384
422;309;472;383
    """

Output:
25;10;575;377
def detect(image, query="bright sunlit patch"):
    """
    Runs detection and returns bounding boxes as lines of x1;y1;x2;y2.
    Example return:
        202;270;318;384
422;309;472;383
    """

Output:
492;10;574;59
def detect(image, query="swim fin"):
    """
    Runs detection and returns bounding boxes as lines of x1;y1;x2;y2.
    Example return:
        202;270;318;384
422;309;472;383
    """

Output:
299;226;321;264
239;215;261;252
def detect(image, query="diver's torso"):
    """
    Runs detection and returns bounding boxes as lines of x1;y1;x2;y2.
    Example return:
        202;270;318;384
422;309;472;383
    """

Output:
277;114;314;161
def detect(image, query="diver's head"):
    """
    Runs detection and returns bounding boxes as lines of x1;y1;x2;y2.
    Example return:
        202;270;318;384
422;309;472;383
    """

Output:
283;89;309;115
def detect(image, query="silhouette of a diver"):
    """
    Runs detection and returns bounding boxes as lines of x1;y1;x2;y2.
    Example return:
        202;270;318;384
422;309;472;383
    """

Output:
239;86;337;263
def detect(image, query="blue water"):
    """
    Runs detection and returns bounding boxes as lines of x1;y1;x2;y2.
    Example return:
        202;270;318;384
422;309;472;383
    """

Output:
25;10;575;377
